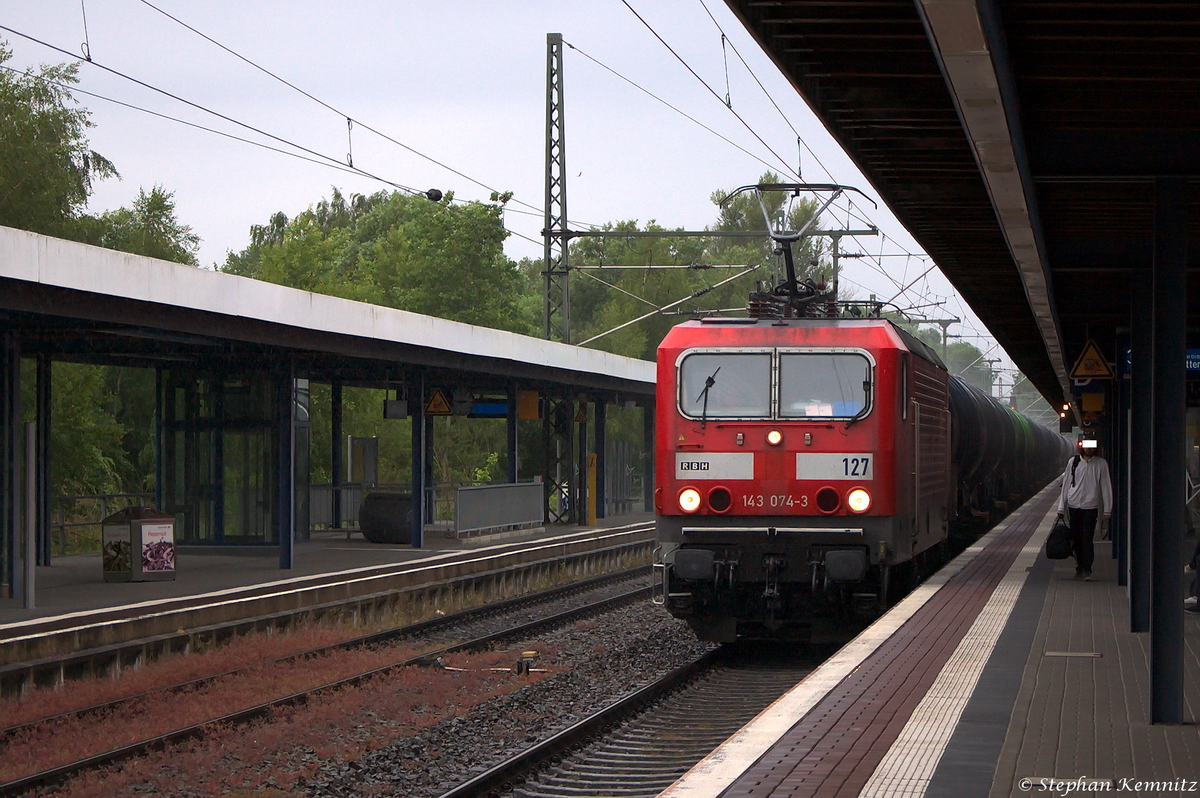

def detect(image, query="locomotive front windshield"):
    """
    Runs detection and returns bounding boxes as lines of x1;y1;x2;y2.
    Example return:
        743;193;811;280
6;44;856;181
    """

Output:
779;353;871;418
678;349;872;420
679;352;772;418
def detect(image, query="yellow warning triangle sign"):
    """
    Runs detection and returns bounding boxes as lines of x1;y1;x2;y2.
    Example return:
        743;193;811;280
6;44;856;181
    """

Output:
1069;339;1114;379
425;389;452;415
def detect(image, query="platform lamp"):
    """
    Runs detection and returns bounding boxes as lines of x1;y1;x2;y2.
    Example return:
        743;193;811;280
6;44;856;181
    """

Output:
1059;402;1074;434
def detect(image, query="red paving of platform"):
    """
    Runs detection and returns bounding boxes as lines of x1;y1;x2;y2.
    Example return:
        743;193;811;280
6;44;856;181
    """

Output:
723;490;1057;798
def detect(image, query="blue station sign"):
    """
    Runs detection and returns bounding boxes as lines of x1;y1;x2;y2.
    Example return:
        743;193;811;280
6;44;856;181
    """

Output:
1119;348;1200;378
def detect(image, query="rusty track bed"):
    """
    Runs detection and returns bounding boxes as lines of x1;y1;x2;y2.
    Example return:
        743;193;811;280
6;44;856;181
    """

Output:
0;574;652;796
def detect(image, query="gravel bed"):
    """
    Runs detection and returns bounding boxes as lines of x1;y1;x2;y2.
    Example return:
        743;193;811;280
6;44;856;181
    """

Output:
404;572;653;651
305;601;715;798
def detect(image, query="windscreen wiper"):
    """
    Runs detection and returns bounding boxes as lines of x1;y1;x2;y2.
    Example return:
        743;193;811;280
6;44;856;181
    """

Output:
696;367;720;429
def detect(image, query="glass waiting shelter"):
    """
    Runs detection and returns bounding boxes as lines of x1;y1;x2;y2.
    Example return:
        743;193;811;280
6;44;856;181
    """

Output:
158;368;309;545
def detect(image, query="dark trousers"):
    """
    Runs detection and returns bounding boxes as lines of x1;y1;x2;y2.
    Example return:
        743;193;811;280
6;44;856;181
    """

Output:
1068;506;1098;572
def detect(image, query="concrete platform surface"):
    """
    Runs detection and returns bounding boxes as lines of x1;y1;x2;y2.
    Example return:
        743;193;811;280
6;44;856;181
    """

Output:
0;513;653;628
986;538;1200;797
662;485;1200;798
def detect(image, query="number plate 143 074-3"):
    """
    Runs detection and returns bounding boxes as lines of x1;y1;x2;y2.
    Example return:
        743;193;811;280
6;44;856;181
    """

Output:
795;453;873;480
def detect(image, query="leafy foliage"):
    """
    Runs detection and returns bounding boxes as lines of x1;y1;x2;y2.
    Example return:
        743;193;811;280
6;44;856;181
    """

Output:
223;188;534;334
73;185;201;264
2;44;201;503
906;326;995;393
0;44;117;237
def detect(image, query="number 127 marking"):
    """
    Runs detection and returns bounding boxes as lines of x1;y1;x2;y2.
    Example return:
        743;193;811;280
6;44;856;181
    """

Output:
842;456;870;477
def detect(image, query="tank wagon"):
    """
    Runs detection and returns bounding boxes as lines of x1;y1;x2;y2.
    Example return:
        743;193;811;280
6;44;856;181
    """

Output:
652;316;1071;643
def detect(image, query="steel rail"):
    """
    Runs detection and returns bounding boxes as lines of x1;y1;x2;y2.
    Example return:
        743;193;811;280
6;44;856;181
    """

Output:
435;649;724;798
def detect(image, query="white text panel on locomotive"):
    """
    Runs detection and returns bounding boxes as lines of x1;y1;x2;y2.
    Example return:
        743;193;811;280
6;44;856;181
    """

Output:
795;453;873;480
675;452;755;480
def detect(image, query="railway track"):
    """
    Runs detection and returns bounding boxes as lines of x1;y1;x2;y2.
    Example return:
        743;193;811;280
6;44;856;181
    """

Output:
0;522;655;695
0;569;651;796
439;645;825;798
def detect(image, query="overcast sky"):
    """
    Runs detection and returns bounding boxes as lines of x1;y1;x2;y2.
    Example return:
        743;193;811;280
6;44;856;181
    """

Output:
0;0;1026;393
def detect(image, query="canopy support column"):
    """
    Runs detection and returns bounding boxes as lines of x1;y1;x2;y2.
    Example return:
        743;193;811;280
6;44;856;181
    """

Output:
331;381;343;531
595;402;607;520
1150;177;1187;724
410;374;426;548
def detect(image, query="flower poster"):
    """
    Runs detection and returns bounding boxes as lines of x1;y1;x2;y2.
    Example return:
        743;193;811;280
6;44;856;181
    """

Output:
140;522;175;572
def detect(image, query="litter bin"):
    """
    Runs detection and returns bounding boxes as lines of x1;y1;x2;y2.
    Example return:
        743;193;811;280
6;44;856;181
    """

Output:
359;493;412;544
102;507;176;582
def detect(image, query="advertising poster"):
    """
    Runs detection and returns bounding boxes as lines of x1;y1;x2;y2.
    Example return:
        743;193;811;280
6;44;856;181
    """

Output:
140;522;176;572
102;524;131;574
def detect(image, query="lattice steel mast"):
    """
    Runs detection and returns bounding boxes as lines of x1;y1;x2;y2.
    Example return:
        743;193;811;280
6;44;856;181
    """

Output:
543;32;570;343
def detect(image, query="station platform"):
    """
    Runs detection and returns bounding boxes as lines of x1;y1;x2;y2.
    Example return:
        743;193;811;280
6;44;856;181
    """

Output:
662;484;1200;798
0;513;653;629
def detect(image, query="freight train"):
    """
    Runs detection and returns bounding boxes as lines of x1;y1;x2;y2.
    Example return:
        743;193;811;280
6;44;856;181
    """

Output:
651;315;1071;642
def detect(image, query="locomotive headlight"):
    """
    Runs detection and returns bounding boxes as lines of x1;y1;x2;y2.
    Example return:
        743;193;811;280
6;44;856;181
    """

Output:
766;429;783;446
847;488;872;514
678;488;702;514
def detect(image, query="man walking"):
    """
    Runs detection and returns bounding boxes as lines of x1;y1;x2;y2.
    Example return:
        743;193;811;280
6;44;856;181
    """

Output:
1055;438;1112;581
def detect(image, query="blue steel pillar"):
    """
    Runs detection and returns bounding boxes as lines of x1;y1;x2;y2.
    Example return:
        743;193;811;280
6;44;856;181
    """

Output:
277;363;295;570
36;355;51;566
1113;332;1130;586
410;374;426;548
154;368;164;515
0;335;18;599
577;402;588;526
1106;358;1121;561
595;401;606;520
331;381;343;530
1150;177;1186;724
424;415;435;527
1129;278;1153;632
507;386;519;484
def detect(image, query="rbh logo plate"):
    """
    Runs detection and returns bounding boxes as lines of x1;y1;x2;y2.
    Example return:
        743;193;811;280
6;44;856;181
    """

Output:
674;453;753;480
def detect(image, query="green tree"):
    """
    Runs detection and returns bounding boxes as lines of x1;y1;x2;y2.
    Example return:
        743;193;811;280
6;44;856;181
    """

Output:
907;326;994;393
2;45;205;512
709;173;825;272
0;44;117;237
223;189;535;334
74;185;200;264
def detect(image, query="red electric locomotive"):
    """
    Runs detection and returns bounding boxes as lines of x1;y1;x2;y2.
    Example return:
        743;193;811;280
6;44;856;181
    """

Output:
651;182;1070;643
653;316;951;642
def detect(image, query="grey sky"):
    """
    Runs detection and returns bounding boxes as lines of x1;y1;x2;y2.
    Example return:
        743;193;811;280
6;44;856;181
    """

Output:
0;0;1025;392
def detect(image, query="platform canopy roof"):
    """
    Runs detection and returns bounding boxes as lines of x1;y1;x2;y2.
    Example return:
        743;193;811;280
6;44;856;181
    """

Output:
725;0;1200;403
0;226;655;397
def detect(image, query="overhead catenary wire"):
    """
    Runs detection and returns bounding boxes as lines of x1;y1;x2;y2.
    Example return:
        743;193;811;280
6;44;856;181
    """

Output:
14;8;997;360
78;0;92;60
696;0;843;189
693;0;933;268
563;41;791;183
0;24;423;194
572;28;926;288
610;2;949;314
132;0;565;224
618;0;801;181
0;37;547;250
